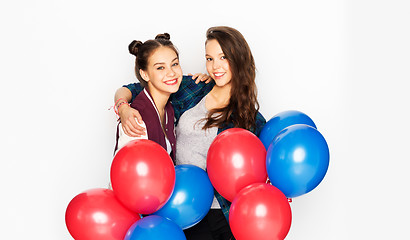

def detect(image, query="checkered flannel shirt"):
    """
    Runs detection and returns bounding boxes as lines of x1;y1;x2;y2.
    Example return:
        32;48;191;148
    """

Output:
124;75;266;222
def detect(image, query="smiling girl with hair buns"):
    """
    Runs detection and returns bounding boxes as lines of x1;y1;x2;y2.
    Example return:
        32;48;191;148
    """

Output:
114;33;209;161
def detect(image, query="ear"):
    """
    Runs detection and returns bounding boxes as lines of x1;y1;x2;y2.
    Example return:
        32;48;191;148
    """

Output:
139;69;150;82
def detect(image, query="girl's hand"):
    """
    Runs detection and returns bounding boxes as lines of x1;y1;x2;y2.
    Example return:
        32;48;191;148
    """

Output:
190;73;212;84
118;104;146;137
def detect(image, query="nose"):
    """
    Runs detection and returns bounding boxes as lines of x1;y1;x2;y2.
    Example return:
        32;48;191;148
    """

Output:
212;59;221;69
166;68;176;77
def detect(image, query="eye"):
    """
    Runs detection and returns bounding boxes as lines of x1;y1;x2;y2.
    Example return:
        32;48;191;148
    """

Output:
157;66;164;70
221;55;226;60
172;62;179;67
206;57;213;61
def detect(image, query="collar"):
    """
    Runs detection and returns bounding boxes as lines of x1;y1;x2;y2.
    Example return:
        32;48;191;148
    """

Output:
143;88;168;125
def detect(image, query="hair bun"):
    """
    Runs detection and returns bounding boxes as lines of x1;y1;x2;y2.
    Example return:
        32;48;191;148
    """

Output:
128;40;143;56
155;33;170;41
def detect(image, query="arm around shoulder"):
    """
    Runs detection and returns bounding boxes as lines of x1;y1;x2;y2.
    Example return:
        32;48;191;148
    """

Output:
123;83;143;102
114;87;132;105
113;84;146;137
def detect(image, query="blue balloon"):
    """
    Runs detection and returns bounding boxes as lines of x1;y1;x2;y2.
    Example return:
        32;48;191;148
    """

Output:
124;215;186;240
266;124;329;198
154;164;214;229
260;110;317;150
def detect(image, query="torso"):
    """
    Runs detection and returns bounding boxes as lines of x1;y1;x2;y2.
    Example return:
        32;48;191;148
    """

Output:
128;89;176;161
175;95;221;208
175;96;217;169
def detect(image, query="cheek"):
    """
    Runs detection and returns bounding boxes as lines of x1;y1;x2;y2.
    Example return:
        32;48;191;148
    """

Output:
151;72;164;83
206;63;212;74
175;66;183;75
223;62;231;72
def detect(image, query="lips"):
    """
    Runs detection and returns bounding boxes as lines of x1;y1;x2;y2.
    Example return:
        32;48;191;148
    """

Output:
213;72;225;79
164;78;178;85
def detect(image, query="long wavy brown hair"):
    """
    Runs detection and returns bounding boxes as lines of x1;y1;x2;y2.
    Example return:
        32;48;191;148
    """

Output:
202;26;260;131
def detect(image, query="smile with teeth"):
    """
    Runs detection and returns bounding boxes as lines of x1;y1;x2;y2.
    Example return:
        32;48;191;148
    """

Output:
214;72;225;78
164;78;178;85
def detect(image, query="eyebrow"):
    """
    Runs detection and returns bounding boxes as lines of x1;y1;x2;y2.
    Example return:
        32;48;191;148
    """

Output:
153;57;179;66
205;53;224;57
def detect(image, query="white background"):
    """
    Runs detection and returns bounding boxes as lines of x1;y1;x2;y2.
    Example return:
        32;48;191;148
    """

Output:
1;0;409;239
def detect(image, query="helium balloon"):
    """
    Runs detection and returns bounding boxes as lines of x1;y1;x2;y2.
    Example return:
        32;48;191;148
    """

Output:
207;128;267;202
154;164;213;229
124;215;186;240
259;110;316;150
229;183;292;240
266;124;329;198
111;139;175;214
65;188;141;240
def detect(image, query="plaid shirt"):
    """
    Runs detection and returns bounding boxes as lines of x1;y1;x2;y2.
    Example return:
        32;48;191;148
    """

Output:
125;75;266;221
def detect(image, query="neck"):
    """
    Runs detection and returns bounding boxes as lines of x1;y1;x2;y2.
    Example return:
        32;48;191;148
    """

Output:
208;83;231;109
146;85;170;113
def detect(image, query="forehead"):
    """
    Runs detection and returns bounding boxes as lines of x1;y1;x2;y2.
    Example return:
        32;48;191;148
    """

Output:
205;39;223;55
148;46;178;64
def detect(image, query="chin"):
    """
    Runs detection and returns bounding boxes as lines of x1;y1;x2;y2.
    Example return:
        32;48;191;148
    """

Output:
215;80;231;87
168;85;181;93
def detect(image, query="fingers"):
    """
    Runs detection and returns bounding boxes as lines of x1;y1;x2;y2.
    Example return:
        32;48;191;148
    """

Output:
122;118;146;137
192;73;208;84
190;73;201;84
189;73;211;84
118;105;146;137
199;74;211;84
122;123;137;137
121;109;146;137
132;109;144;125
130;116;145;134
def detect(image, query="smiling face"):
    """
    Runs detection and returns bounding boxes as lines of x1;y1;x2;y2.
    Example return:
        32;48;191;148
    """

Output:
140;46;183;95
205;39;232;88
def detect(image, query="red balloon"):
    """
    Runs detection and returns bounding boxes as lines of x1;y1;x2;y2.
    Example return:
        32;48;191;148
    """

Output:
110;139;175;214
65;188;141;240
207;128;267;201
229;183;292;240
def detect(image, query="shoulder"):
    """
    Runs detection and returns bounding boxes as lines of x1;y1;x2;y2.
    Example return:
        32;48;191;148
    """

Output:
130;90;149;111
176;75;215;94
256;111;266;125
123;82;139;90
179;75;197;88
179;75;194;88
123;83;143;102
253;111;266;137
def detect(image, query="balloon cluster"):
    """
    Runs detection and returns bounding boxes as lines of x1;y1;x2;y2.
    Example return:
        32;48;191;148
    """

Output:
65;139;215;240
65;110;329;240
207;110;329;240
261;110;330;198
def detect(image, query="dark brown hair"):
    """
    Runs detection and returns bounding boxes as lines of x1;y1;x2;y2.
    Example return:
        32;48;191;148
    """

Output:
128;33;179;87
203;26;260;131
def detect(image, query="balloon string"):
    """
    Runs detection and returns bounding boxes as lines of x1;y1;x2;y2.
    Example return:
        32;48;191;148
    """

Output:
267;178;292;203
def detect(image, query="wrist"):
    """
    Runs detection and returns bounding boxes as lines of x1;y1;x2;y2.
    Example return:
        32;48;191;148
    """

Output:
114;98;129;116
115;98;127;108
117;102;130;116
